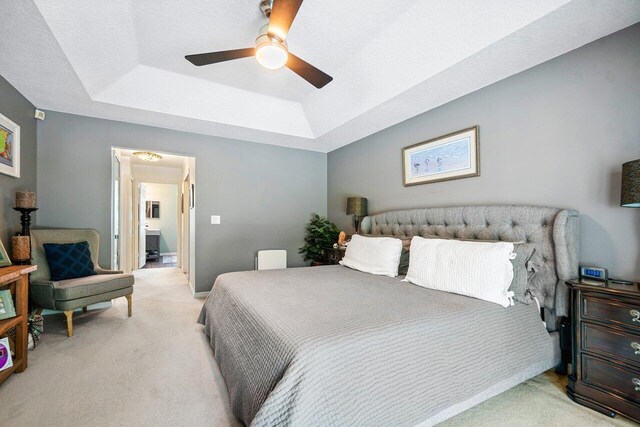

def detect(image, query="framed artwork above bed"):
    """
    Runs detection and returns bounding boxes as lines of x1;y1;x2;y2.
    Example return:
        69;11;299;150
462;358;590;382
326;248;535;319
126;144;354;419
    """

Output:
402;126;478;186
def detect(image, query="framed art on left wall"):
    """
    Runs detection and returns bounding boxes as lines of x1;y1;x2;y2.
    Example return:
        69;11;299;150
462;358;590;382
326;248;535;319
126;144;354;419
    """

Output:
0;113;20;178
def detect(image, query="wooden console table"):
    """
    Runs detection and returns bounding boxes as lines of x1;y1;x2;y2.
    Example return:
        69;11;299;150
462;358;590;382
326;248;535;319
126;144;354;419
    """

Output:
0;265;36;385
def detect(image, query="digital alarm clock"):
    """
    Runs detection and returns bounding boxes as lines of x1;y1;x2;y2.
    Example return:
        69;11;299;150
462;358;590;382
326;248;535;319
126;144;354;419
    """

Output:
579;265;608;282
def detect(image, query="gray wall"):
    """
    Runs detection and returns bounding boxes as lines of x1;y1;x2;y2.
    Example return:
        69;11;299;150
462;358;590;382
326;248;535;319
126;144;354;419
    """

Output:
0;75;37;249
37;113;326;292
328;24;640;281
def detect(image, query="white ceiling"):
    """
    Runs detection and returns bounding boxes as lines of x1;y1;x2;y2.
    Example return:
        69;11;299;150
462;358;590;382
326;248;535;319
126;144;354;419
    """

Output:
1;0;639;153
117;148;188;169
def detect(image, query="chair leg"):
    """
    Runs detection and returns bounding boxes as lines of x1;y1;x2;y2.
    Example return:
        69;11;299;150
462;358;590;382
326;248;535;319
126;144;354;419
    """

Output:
82;306;88;313
63;310;74;337
125;294;132;317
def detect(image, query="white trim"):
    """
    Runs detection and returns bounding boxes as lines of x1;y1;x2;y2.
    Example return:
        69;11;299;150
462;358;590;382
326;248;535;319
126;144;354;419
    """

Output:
110;151;121;270
160;252;178;256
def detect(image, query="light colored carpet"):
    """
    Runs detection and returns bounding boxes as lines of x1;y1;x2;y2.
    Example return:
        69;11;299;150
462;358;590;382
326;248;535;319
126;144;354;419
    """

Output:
0;268;239;427
0;268;633;426
441;370;633;426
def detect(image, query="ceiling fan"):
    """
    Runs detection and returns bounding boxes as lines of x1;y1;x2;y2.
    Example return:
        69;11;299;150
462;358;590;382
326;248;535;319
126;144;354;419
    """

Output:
185;0;333;89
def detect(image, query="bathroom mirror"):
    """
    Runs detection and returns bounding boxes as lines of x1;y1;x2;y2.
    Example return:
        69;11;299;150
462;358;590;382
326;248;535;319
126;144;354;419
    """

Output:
146;201;160;218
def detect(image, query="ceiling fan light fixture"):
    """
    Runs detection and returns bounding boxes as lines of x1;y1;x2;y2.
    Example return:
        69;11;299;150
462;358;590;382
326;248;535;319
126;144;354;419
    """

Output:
133;151;163;162
185;1;333;88
255;38;288;70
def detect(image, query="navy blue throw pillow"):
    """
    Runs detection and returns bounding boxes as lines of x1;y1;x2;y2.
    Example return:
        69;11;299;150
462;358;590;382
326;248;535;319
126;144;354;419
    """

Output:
43;241;97;281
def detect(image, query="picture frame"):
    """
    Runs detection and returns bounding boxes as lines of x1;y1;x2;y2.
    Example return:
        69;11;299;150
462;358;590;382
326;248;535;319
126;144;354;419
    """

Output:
0;113;20;178
0;289;16;320
0;239;11;268
402;126;479;186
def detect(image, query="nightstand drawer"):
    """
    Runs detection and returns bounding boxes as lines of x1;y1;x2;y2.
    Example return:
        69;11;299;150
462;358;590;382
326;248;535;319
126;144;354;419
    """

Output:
582;295;640;331
583;323;640;366
583;355;640;402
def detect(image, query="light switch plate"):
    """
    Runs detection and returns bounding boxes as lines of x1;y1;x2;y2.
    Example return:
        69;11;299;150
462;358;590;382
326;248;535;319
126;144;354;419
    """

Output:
211;215;221;225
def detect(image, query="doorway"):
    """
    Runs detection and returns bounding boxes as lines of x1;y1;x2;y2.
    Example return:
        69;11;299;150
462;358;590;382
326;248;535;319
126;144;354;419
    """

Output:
141;182;179;269
111;148;197;292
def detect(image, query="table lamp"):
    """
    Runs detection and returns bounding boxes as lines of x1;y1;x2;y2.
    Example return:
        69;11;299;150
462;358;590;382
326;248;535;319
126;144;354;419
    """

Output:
346;197;367;234
621;159;640;208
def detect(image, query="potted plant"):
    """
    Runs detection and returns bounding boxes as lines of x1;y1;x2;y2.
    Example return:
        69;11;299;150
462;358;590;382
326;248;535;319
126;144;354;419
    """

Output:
299;214;340;265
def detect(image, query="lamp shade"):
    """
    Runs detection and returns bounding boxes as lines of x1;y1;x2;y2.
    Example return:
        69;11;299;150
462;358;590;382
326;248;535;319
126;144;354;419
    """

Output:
346;197;368;216
621;159;640;208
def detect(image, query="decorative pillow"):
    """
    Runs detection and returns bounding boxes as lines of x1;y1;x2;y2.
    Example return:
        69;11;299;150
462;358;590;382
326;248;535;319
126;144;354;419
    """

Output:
340;235;403;277
43;241;97;281
398;248;410;275
364;235;539;302
522;249;546;304
404;237;516;307
509;243;539;304
398;238;412;275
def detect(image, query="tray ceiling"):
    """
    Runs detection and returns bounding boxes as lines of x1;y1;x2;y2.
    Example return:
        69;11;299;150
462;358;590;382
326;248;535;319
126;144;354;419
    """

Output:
1;0;639;152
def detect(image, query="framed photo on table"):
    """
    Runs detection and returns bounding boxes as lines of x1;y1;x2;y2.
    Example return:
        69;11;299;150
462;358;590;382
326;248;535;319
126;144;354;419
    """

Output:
0;289;16;320
402;126;479;186
0;239;11;268
0;113;20;178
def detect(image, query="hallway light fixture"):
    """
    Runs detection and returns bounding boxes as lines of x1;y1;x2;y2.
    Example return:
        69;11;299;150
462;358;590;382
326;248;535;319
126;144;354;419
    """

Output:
133;151;163;162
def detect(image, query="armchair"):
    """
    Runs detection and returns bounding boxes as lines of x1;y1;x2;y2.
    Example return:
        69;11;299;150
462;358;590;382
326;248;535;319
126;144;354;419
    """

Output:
30;229;134;337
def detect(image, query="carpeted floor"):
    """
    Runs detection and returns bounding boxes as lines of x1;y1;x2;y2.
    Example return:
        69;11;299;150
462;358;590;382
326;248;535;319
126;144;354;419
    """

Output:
1;268;239;427
0;268;633;426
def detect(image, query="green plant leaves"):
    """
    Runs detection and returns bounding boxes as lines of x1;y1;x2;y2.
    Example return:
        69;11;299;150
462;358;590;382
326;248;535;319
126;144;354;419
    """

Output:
299;214;340;263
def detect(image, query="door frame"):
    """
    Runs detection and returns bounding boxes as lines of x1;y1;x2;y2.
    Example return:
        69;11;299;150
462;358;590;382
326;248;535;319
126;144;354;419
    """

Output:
111;152;121;270
111;146;196;293
181;173;190;279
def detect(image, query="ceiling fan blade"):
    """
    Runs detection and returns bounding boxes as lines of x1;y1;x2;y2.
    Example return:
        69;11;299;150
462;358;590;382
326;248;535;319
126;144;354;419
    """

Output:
286;52;333;89
185;48;255;66
268;0;303;40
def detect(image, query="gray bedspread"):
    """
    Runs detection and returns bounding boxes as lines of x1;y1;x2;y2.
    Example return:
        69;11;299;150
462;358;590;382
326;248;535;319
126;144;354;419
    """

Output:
198;265;559;426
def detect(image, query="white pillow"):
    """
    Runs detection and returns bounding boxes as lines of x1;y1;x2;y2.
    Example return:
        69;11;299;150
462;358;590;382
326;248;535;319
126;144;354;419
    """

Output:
340;235;403;277
404;237;516;307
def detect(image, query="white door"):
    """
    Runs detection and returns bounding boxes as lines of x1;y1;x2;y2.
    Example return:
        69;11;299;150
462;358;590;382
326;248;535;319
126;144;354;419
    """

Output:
138;182;147;268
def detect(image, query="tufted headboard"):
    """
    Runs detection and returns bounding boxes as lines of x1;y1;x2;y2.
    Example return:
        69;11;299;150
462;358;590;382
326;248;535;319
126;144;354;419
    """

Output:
360;205;579;331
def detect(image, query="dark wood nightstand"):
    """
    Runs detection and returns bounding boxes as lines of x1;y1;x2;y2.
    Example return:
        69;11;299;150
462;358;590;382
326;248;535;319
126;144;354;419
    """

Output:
324;247;346;265
566;279;640;423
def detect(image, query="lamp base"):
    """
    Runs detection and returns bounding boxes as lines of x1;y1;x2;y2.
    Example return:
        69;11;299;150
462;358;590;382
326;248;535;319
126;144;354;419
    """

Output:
353;216;362;234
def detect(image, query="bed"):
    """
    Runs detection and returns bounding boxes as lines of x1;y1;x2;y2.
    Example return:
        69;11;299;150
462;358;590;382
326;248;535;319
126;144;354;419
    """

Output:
199;205;579;426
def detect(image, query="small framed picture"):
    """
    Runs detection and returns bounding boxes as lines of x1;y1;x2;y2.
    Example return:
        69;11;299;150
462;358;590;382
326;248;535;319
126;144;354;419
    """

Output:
402;126;479;186
0;290;16;320
0;239;11;268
